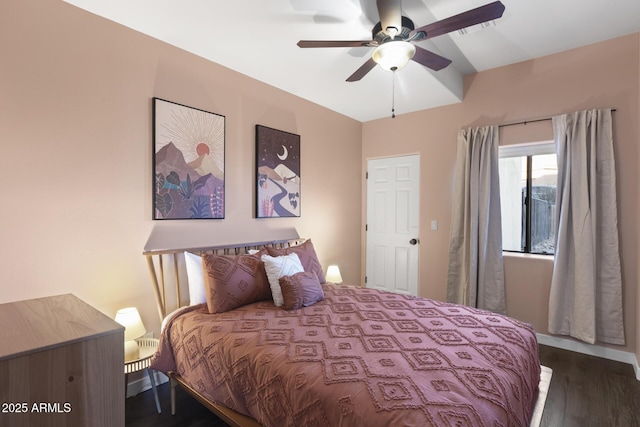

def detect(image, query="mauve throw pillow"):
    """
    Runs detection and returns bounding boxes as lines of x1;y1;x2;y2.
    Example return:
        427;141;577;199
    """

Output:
266;239;326;283
261;253;304;307
201;252;271;314
279;271;324;310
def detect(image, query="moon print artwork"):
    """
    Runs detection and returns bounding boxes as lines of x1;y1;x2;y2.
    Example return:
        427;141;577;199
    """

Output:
153;98;225;219
255;125;301;218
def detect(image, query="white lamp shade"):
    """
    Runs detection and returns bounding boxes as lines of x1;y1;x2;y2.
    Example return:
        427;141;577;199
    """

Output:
115;307;146;341
326;265;343;284
372;41;416;71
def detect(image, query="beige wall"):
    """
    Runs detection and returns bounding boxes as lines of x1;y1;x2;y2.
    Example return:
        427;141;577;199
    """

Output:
2;0;639;357
363;34;640;353
637;37;640;365
0;0;362;334
362;104;462;302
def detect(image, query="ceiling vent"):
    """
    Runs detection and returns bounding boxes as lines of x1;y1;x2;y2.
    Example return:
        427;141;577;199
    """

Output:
457;20;497;36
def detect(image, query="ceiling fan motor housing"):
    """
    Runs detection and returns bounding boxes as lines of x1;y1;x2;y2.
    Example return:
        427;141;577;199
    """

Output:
372;16;415;45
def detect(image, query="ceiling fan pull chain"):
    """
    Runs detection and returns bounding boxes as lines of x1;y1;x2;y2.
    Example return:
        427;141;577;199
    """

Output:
391;66;397;118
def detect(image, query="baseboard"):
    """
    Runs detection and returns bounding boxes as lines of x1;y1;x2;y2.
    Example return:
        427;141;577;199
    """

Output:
537;333;640;381
126;370;169;398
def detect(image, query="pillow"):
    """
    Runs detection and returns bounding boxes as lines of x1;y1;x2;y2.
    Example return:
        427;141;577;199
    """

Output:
265;239;326;283
184;251;207;306
261;253;304;307
279;271;324;310
201;252;271;314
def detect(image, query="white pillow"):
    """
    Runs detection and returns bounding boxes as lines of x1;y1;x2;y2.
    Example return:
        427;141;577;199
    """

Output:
161;305;191;333
261;253;304;306
184;251;207;306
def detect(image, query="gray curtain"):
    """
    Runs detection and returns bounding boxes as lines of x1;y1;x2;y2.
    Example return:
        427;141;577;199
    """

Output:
549;109;625;345
447;126;505;314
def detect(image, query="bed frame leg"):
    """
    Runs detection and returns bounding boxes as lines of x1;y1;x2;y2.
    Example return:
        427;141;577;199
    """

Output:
170;376;177;415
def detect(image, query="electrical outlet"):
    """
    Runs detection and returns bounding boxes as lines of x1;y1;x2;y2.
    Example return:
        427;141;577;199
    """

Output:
431;220;438;231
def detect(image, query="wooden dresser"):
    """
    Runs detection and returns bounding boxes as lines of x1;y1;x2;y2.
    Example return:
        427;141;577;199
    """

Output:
0;294;125;427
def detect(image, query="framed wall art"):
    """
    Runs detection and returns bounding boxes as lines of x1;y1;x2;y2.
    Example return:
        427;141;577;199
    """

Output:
255;125;300;218
153;98;225;220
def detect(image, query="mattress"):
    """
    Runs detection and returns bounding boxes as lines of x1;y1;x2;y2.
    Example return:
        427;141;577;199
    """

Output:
152;284;540;426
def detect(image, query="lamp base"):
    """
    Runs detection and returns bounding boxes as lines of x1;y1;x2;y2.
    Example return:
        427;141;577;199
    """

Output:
124;340;140;362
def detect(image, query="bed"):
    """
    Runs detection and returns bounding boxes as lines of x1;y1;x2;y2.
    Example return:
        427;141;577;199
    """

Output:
146;238;542;427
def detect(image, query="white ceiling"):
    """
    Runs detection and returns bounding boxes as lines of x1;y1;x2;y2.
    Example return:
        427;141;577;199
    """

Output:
64;0;640;122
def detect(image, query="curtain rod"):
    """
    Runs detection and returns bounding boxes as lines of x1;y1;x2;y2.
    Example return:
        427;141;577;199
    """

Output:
499;109;617;128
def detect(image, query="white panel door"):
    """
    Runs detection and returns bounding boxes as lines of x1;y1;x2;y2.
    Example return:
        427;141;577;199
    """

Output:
366;155;420;296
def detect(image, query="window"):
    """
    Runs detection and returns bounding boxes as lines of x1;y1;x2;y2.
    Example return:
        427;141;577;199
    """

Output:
499;142;557;255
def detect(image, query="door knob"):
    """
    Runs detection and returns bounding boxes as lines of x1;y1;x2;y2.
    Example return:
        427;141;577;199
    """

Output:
409;238;418;245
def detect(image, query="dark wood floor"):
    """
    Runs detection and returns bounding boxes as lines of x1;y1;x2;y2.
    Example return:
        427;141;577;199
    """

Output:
126;344;640;426
538;345;640;427
125;381;225;427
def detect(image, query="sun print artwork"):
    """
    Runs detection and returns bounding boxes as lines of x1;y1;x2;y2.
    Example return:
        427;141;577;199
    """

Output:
256;125;300;218
153;98;225;219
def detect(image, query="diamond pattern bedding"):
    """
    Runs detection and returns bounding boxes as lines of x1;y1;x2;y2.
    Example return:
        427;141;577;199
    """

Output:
151;284;540;426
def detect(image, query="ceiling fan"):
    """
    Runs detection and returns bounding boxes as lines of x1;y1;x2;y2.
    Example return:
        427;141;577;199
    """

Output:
297;0;506;82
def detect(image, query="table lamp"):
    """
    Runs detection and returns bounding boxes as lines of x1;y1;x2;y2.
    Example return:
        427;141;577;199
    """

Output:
115;307;147;362
325;265;343;284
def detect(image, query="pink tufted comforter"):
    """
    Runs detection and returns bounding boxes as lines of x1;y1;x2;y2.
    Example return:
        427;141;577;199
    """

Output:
152;285;540;426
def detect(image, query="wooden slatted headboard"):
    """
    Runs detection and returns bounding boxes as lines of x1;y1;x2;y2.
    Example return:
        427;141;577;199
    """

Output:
144;238;305;425
143;238;305;322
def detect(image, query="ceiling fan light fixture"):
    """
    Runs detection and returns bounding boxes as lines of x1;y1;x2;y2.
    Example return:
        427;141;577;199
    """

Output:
371;41;416;72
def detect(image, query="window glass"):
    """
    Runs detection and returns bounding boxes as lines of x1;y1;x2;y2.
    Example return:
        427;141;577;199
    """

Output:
530;154;557;254
499;143;557;255
499;156;525;251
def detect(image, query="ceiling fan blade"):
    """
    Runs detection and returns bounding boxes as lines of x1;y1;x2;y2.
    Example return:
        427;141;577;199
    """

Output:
376;0;402;37
412;46;452;71
346;58;377;82
412;1;505;40
297;40;374;48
